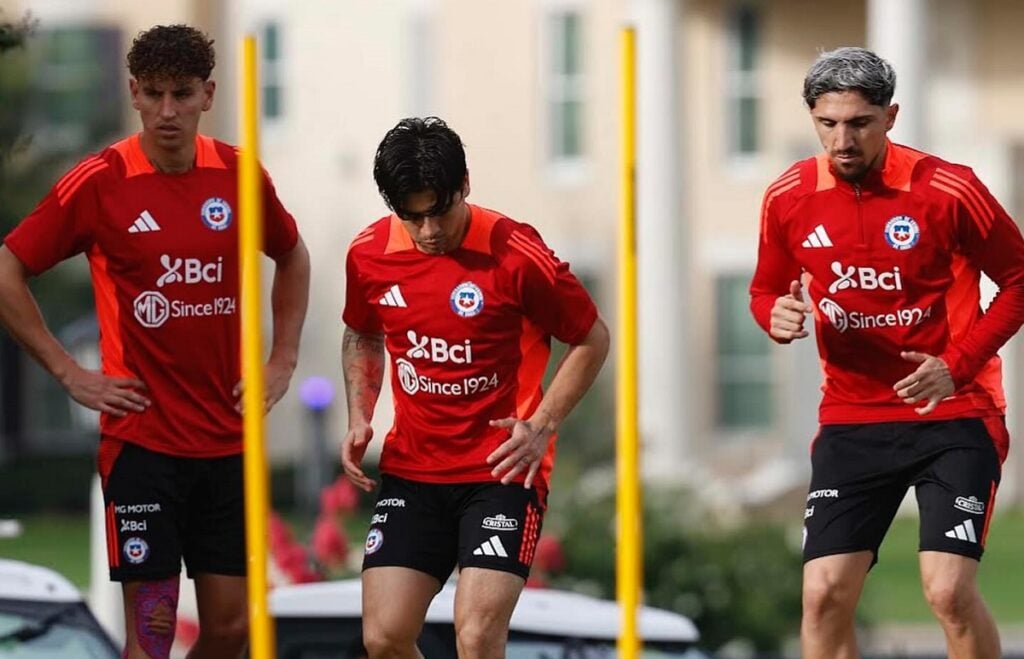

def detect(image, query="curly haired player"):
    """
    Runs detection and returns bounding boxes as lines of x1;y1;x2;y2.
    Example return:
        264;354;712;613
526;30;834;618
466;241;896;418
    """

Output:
0;24;310;658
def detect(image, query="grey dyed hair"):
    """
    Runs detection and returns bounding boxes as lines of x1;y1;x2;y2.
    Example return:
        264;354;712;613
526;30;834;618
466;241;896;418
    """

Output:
803;47;896;109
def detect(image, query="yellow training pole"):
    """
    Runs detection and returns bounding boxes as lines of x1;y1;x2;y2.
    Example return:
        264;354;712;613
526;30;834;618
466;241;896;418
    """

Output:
616;26;642;659
239;35;275;659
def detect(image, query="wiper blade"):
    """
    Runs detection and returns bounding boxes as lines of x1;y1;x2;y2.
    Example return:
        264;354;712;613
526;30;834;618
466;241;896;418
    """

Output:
0;602;81;644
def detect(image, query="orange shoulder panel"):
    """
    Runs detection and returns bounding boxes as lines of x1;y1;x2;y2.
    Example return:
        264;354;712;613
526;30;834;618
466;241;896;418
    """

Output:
110;134;155;178
814;154;836;192
195;135;228;169
461;205;498;254
882;142;927;192
385;215;415;254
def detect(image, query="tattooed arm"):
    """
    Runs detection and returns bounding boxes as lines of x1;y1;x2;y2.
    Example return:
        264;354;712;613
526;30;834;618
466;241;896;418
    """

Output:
340;326;386;491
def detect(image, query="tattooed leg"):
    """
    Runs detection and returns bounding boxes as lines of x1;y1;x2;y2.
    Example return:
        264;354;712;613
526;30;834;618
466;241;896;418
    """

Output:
123;576;179;659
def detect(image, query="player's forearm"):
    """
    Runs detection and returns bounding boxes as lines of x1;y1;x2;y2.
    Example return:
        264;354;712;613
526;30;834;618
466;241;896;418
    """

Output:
0;249;78;384
268;237;311;370
342;326;385;426
941;282;1024;388
529;317;610;433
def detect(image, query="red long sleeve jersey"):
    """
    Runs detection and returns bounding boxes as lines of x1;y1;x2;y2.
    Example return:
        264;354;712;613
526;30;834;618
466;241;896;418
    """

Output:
4;134;298;457
343;205;598;494
750;142;1024;431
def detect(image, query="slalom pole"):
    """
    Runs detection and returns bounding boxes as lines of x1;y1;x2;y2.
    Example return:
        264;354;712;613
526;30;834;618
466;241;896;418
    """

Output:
239;34;275;659
616;25;642;659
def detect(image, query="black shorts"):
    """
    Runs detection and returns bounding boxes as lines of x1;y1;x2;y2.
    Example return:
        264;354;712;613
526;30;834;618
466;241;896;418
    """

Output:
362;475;546;583
98;438;246;582
803;417;1004;565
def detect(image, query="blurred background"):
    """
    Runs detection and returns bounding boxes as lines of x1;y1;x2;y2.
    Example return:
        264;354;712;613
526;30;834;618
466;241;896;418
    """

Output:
1;0;1023;656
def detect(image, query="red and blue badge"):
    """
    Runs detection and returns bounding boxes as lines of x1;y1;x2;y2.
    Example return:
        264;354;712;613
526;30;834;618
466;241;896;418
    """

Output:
884;215;919;251
450;282;484;318
365;528;384;555
201;197;233;231
123;537;150;564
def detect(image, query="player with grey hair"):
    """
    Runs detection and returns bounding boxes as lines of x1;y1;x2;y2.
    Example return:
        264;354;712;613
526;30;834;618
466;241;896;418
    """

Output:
802;46;896;109
751;46;1024;659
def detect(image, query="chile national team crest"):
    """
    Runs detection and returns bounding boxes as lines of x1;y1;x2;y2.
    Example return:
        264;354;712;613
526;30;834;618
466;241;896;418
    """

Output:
201;197;233;231
884;215;920;250
123;537;150;565
450;282;484;317
365;528;384;555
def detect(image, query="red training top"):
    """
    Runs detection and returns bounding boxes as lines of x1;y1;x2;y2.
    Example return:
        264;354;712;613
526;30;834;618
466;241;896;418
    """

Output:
5;133;298;457
343;204;598;494
751;141;1024;444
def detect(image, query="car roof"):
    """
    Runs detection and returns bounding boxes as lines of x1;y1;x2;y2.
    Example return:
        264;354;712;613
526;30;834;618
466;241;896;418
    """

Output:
271;579;698;642
0;559;83;603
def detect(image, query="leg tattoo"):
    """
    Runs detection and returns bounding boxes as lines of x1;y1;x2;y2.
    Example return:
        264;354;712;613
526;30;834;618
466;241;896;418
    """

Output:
134;577;179;658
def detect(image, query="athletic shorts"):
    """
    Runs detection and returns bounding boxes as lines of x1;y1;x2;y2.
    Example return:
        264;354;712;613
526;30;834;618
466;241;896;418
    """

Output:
802;417;1004;565
361;475;546;583
98;437;246;582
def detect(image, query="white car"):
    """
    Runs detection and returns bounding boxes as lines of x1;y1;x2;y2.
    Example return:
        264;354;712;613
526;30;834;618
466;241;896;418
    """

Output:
0;559;119;658
270;578;709;658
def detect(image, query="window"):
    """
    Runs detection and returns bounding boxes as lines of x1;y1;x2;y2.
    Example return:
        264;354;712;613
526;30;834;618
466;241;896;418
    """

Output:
262;22;283;119
546;10;584;163
725;3;761;157
28;26;122;153
715;273;773;428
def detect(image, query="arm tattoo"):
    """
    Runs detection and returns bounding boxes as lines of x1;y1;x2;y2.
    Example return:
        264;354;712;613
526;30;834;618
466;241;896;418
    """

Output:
342;327;385;423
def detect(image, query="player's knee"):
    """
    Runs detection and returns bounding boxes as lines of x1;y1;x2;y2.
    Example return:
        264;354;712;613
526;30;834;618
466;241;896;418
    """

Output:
362;622;416;659
198;611;248;650
455;620;506;658
802;574;856;620
923;576;975;624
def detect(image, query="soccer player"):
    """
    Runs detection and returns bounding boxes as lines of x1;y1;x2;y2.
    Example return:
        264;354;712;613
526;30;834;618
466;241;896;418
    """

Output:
750;47;1024;659
0;25;310;659
341;117;609;659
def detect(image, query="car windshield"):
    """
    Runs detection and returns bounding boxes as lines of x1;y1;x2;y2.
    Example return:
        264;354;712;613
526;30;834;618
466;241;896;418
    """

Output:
0;609;118;658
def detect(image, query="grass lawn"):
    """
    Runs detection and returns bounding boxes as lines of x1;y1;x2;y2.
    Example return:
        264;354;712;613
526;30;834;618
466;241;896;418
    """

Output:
0;514;91;588
861;508;1024;623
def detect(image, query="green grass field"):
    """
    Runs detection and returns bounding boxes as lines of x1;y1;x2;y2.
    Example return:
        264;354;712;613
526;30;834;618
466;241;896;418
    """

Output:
3;510;1023;625
0;514;92;587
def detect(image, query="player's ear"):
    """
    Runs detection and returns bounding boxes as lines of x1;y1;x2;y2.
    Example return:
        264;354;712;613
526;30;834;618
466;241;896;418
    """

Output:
884;103;899;132
129;78;141;111
202;80;216;112
462;173;470;200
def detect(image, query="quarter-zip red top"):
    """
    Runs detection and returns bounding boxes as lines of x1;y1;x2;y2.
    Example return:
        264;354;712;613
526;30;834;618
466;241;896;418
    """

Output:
750;141;1024;451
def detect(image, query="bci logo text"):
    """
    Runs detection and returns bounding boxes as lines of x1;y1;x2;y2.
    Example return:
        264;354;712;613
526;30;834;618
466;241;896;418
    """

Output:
828;261;902;295
406;330;473;364
157;254;224;287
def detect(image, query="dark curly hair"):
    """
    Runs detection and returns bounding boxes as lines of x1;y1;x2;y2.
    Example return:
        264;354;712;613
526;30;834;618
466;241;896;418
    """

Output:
127;24;215;81
373;117;467;219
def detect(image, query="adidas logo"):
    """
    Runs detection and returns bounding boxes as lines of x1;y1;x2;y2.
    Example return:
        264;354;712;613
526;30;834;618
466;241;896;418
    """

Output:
128;210;161;233
472;535;508;558
378;284;407;308
945;519;977;544
801;224;833;248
